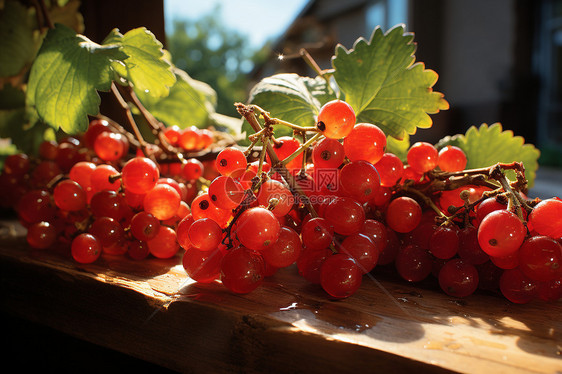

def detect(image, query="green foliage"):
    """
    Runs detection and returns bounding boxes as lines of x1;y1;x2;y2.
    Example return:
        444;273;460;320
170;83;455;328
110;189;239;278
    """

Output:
26;24;127;134
241;74;337;144
135;68;216;129
436;123;540;188
1;1;244;153
332;25;448;140
105;28;176;98
247;25;448;142
0;1;42;77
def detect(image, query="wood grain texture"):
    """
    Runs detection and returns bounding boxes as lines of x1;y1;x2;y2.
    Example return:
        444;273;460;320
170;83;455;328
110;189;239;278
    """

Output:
0;221;560;374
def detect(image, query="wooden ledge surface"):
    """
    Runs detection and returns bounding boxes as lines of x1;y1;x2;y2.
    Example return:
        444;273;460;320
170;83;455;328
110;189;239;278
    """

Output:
0;221;560;373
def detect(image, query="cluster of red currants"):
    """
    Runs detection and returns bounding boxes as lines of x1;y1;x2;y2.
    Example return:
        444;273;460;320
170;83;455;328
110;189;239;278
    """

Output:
179;99;561;302
0;119;212;264
163;125;214;152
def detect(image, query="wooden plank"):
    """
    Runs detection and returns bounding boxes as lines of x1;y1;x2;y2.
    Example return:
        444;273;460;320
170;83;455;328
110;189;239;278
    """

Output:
0;221;560;373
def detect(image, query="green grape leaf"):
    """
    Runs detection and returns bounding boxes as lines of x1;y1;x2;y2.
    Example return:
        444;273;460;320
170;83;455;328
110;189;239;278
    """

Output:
26;23;126;134
249;73;336;126
107;28;176;98
438;123;541;188
0;1;42;77
332;25;449;140
134;68;216;129
242;73;336;144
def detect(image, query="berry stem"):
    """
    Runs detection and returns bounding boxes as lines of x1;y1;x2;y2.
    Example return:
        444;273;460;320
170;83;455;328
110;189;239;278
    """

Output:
281;132;322;167
35;0;54;29
124;85;177;155
236;103;318;218
110;83;150;154
299;48;336;92
399;183;448;219
489;165;527;220
249;104;319;133
94;114;141;149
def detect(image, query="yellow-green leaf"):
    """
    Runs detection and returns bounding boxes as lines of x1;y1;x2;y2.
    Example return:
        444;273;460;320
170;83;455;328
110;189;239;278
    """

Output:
439;123;541;188
332;25;448;140
108;27;176;98
26;24;125;133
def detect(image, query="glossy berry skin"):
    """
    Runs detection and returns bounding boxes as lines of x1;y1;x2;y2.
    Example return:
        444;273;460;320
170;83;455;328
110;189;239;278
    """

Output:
297;247;332;284
188;218;223;252
457;226;489;265
337;233;379;273
176;214;194;250
360;219;388;254
320;254;362;298
374;153;404;187
340;160;380;203
208;176;245;210
88;217;126;254
130;211;160;241
437;145;467;172
55;142;79;173
385;196;422;233
407;142;438;174
163;126;181;146
69;161;96;191
528;198;562;239
343;123;387;164
182;158;204;181
395;244;433;282
429;225;459;259
122;157;159;195
91;164;121;192
301;217;334;250
71;233;102;264
31;160;62;187
312;137;345;169
53;179;87;212
256;179;293;217
178;127;201;150
500;268;538;304
94;132;127;161
143;184;181;221
220;246;265;293
267;136;303;170
215;147;247;177
234;207;280;251
191;193;231;228
261;226;302;268
17;189;56;224
438;259;479;298
475;197;506;225
84;119;110;149
323;197;365;236
490;252;519;270
26;221;57;249
477;210;526;257
147;226;179;259
182;247;224;283
4;153;30;178
127;240;150;261
518;235;562;281
316;100;356;139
